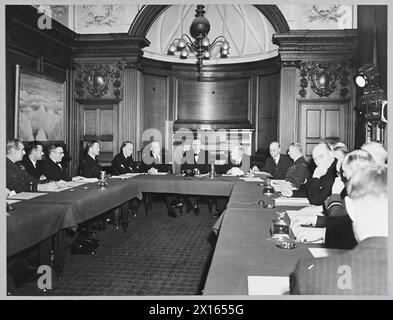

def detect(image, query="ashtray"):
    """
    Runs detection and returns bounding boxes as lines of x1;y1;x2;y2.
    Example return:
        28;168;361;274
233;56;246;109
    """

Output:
275;241;297;250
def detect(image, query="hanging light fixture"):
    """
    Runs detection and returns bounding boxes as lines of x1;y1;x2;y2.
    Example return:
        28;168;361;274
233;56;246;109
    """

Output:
167;5;230;78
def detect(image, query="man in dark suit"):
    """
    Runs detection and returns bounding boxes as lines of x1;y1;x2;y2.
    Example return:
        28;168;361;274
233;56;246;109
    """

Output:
215;145;251;175
40;144;69;181
112;141;139;175
111;141;140;223
140;141;180;217
290;165;387;295
282;143;337;205
79;140;102;178
19;140;45;180
181;138;211;215
6;139;59;193
261;141;292;179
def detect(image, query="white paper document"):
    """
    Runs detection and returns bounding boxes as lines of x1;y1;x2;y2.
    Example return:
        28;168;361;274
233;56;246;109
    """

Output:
7;192;47;200
148;172;168;175
72;177;98;183
308;248;348;258
111;173;141;179
275;197;310;207
239;177;264;182
6;199;21;204
248;276;289;295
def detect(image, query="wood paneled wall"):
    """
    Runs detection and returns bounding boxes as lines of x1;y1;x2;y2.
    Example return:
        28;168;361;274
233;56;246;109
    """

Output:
140;57;280;155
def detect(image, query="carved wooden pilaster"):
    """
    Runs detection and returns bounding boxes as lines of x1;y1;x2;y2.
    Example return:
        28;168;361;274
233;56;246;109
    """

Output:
278;66;297;150
119;64;141;158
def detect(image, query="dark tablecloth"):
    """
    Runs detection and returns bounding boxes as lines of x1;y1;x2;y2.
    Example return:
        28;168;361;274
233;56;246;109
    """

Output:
24;178;142;228
203;208;316;295
7;202;69;257
132;174;236;196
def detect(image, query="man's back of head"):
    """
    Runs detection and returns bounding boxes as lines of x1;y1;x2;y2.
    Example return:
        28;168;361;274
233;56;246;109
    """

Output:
345;165;388;242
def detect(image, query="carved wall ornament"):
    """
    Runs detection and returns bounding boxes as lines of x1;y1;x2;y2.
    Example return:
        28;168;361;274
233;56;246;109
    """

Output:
297;61;351;98
74;61;126;100
307;5;345;23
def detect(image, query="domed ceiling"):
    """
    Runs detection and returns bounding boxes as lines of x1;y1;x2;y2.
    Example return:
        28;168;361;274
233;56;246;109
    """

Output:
144;4;279;65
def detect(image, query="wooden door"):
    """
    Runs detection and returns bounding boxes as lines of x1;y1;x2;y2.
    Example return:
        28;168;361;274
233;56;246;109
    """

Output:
297;99;349;159
79;104;119;166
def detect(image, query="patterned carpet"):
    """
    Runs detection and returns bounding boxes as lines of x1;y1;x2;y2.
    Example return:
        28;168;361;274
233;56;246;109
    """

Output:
14;197;218;296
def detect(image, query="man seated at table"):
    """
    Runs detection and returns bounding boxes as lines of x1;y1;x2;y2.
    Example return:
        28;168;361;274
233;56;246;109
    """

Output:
281;143;337;205
79;140;101;178
140;140;182;217
112;141;139;175
286;142;309;188
290;149;375;250
6;139;60;193
19;140;46;180
111;141;140;221
261;141;292;179
215;145;250;176
40;144;70;182
290;165;388;295
181;138;211;216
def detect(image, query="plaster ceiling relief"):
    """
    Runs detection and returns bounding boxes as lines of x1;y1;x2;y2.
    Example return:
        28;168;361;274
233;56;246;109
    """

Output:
144;4;279;65
298;5;353;29
75;5;125;33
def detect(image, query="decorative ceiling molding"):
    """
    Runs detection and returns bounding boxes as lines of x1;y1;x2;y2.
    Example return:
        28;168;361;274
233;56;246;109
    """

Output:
128;5;289;38
140;5;284;64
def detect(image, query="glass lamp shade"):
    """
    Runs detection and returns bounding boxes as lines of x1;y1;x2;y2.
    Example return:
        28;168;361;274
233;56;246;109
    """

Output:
222;40;230;50
178;38;187;49
201;37;210;48
180;48;189;59
168;44;177;55
221;48;229;57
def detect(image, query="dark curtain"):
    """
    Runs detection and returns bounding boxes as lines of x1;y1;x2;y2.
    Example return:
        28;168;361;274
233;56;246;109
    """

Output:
354;6;387;148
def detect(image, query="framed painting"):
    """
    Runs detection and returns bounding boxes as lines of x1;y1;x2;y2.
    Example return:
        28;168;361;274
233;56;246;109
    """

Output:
14;64;66;142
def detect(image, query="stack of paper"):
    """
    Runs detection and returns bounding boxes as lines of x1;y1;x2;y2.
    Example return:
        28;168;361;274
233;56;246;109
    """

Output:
271;180;296;191
248;276;289;295
275;197;310;207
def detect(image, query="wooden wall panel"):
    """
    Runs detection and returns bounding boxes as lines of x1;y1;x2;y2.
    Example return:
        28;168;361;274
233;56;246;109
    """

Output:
176;79;249;122
306;110;321;138
143;74;168;146
257;73;279;151
325;109;340;137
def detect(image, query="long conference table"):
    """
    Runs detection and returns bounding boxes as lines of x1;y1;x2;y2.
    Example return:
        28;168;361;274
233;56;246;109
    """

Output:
7;173;319;294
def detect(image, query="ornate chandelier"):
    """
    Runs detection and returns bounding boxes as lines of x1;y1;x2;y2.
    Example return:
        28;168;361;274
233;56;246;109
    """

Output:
167;5;230;77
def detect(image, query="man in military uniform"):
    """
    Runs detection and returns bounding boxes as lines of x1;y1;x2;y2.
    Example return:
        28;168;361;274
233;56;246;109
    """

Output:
286;142;310;188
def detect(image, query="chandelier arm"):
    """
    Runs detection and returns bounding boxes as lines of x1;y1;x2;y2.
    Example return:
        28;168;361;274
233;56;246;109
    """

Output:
208;43;226;52
209;36;227;47
181;34;194;44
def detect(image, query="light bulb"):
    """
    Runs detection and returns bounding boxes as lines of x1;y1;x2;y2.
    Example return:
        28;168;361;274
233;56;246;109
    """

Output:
180;48;189;59
201;37;210;48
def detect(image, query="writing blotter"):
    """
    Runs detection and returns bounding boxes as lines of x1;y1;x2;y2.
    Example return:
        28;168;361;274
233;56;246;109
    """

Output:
247;276;290;295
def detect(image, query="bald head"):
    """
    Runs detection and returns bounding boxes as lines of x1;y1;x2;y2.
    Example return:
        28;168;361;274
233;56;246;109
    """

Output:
361;142;387;165
269;142;280;159
150;141;161;156
312;143;334;169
